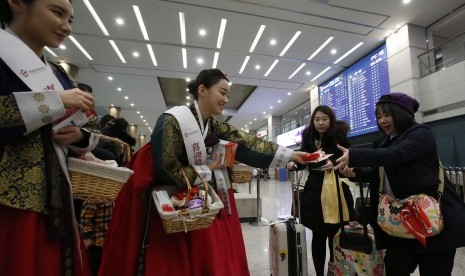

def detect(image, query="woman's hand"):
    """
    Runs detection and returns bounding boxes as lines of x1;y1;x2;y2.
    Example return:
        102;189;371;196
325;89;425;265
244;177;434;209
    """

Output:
319;159;334;171
59;88;95;112
208;153;226;171
52;126;84;146
287;161;297;171
290;151;314;165
334;144;350;171
338;166;356;178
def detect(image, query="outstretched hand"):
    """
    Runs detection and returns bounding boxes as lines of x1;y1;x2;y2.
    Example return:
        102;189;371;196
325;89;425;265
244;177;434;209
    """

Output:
333;144;350;171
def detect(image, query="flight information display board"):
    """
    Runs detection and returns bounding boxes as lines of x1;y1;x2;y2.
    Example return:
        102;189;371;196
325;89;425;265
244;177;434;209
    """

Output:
319;44;390;137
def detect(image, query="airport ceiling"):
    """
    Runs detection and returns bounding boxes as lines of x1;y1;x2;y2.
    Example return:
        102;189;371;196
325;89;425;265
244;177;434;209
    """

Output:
47;0;465;138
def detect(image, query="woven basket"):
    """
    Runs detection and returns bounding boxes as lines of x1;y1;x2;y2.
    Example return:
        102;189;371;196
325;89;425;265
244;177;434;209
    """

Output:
68;157;134;203
153;168;224;234
232;170;253;184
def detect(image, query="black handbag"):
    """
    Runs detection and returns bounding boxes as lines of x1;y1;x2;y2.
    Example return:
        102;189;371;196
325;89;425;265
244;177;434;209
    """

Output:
335;174;373;254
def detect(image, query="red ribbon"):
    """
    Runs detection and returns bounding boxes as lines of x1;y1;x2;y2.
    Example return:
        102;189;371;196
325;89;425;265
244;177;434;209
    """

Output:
400;200;433;247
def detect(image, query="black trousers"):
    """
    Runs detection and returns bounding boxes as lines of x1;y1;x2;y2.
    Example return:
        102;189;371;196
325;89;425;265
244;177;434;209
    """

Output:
87;245;103;276
384;239;456;276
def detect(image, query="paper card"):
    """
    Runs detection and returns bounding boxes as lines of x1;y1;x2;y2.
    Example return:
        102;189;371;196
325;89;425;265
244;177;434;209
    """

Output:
52;110;89;132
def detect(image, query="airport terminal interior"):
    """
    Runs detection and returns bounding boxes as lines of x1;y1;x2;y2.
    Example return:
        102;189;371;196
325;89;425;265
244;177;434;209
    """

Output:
3;0;465;275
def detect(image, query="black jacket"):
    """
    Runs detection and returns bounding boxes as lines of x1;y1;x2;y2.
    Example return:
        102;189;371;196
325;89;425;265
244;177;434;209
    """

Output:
295;125;355;231
352;123;465;253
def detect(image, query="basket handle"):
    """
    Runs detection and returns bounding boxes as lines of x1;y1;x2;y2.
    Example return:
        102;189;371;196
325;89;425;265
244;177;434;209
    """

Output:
180;168;210;208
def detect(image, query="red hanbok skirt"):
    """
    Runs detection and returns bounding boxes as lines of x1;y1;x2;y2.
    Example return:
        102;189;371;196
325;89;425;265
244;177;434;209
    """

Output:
99;143;250;276
0;205;90;275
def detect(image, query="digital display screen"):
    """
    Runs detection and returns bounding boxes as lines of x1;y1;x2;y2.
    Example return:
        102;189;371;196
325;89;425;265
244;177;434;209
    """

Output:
319;44;390;137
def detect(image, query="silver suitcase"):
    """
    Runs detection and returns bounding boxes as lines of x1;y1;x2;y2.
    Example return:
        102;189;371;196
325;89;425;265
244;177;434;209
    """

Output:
270;171;308;276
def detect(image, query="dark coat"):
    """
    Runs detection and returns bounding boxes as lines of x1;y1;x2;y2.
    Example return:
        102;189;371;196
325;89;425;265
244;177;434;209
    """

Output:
295;126;355;232
351;123;465;253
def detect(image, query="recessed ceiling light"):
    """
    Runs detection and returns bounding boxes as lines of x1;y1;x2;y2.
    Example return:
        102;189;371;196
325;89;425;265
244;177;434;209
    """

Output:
59;45;66;50
182;48;187;69
69;36;93;60
130;103;134;106
306;71;311;75
241;128;243;130
44;46;58;57
270;39;277;45
140;115;143;118
186;96;191;99
279;31;301;56
116;18;124;25
186;88;189;91
402;0;411;4
216;19;227;49
307;36;333;61
199;29;206;36
228;82;232;85
109;40;126;63
143;119;146;122
255;65;261;70
333;42;363;64
108;76;113;81
133;5;149;40
288;92;292;96
212;52;219;68
145;123;148;125
117;87;122;91
263;111;266;114
124;96;129;99
270;106;273;109
179;12;186;45
249;122;252;124
186;102;190;106
137;111;140;114
196;57;204;64
110;104;114;107
186;78;191;82
330;49;337;54
249;25;266;53
254;118;257;120
278;100;281;103
239;56;250;74
133;52;139;57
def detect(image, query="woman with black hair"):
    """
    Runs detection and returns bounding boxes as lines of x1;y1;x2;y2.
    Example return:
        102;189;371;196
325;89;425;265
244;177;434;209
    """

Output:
287;106;355;276
100;68;312;276
335;92;465;276
0;0;98;275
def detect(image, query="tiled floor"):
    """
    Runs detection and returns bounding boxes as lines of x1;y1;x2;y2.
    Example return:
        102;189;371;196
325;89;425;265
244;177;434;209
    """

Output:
238;176;465;276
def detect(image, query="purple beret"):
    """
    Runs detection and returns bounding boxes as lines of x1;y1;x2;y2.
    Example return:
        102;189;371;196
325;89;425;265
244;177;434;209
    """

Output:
377;92;420;116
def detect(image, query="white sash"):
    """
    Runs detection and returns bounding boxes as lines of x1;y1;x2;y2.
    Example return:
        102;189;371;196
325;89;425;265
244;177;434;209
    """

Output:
0;28;70;182
0;28;84;264
165;105;232;215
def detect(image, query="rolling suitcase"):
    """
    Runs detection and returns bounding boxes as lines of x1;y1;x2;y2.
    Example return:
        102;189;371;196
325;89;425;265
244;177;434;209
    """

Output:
270;171;308;276
333;174;385;276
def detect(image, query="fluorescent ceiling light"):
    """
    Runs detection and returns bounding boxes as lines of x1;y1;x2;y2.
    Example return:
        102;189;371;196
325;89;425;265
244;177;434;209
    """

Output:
133;5;149;40
311;66;331;82
147;44;158;66
212;52;219;68
182;48;187;69
109;40;126;63
288;63;306;79
44;46;58;57
264;59;279;76
83;0;109;36
69;36;93;60
307;36;333;61
179;12;186;45
216;19;227;49
333;42;364;64
249;25;266;53
239;56;250;74
279;31;301;56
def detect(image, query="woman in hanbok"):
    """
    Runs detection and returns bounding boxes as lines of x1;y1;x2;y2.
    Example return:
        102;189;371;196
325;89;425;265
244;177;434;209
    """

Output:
100;69;311;275
0;0;98;275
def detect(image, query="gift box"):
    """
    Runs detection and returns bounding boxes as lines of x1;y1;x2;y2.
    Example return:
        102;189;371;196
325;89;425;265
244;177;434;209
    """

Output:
212;140;238;167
